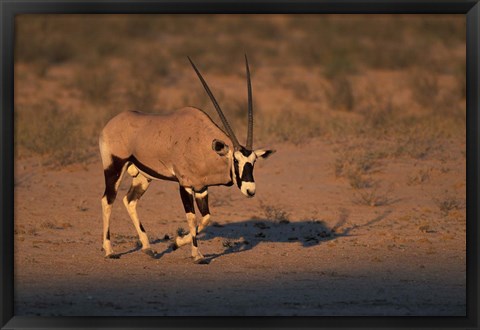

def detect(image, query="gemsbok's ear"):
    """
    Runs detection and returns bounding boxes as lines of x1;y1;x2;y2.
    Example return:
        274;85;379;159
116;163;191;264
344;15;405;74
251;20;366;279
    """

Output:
254;149;276;159
212;139;230;156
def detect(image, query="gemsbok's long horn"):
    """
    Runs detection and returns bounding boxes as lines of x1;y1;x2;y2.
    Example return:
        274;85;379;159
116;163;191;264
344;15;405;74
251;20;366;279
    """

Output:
245;54;253;150
188;56;241;150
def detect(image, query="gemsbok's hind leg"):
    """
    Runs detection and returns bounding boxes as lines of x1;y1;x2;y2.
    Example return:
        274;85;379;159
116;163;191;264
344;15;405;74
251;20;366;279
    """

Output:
101;156;128;258
122;166;155;257
173;187;210;264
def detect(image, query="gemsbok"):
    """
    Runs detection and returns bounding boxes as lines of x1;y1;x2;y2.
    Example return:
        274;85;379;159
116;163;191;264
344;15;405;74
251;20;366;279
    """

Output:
99;56;275;263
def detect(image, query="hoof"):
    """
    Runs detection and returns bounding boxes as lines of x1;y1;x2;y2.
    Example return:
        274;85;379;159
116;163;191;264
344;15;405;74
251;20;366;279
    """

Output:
142;248;157;258
170;243;178;251
105;253;120;259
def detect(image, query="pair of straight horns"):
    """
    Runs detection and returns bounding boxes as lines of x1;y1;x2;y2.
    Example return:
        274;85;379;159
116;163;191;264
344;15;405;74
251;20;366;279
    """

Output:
188;55;254;151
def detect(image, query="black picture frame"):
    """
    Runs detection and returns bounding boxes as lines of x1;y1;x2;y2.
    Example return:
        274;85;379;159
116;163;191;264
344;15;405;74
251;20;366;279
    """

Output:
1;1;479;329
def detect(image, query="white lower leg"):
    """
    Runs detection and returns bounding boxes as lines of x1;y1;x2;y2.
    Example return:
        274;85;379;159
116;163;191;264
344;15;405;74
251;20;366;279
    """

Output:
176;233;192;247
185;212;202;259
175;214;210;248
123;197;151;250
197;214;211;233
101;196;114;256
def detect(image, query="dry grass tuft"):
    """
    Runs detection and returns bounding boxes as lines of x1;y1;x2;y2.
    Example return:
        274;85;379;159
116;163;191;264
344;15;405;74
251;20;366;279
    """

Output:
353;188;396;207
348;171;375;190
407;168;432;186
434;194;465;215
259;201;290;223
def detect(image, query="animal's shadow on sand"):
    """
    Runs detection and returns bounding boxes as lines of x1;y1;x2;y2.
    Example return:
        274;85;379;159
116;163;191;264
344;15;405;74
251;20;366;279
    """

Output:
113;210;391;263
199;209;391;263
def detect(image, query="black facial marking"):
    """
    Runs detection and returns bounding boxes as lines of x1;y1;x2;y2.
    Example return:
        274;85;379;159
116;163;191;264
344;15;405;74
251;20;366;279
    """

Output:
139;223;146;233
103;155;128;205
234;160;241;188
239;147;253;157
241;162;254;183
179;186;195;214
192;236;198;247
195;193;210;217
106;229;110;240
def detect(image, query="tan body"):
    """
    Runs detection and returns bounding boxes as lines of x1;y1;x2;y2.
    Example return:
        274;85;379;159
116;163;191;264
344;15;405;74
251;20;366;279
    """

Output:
100;107;234;190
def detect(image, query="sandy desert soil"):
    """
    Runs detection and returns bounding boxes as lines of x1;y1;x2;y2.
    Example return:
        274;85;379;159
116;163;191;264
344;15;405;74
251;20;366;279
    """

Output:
13;14;466;316
14;137;466;316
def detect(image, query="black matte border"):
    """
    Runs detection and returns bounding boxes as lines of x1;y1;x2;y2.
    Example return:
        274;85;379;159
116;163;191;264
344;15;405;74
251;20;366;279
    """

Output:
1;1;479;329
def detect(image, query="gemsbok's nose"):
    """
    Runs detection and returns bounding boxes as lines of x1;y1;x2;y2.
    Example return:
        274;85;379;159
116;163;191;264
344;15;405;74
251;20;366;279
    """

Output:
247;189;255;197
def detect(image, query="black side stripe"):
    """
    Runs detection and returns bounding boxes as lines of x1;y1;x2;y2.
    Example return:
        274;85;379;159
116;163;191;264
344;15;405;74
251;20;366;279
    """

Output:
129;155;178;182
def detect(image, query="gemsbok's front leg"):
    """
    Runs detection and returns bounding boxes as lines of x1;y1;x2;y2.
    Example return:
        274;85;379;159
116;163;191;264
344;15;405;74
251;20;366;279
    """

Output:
172;187;210;261
122;166;155;257
175;186;205;263
174;188;211;237
194;187;211;235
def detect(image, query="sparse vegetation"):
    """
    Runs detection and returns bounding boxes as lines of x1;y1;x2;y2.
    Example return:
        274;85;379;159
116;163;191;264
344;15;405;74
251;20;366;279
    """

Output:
410;70;440;108
353;188;396;207
40;220;73;230
75;67;115;105
334;148;383;179
348;171;375;190
327;75;354;111
434;194;465;215
259;201;290;223
407;168;431;186
14;14;465;169
15;101;93;166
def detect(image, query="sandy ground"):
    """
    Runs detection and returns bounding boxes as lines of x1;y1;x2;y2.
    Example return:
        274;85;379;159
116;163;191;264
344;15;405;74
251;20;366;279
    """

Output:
13;138;466;316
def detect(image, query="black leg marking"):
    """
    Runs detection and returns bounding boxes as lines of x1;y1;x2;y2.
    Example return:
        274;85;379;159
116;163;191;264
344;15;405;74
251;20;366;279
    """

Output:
139;223;146;233
179;186;195;214
103;156;128;204
126;184;147;203
195;194;210;217
192;236;198;247
106;229;110;240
